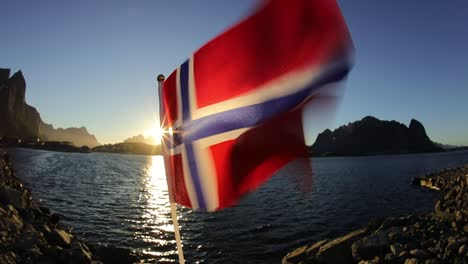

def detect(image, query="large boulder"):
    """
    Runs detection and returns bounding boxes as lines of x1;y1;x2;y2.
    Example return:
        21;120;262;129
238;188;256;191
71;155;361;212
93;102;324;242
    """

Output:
316;228;369;264
92;245;139;264
282;240;328;264
1;204;24;230
0;185;30;209
0;252;16;264
45;228;74;248
351;226;401;261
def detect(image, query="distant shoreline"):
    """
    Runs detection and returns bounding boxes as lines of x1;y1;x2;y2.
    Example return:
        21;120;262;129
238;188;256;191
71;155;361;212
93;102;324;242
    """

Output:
2;141;467;158
0;140;162;156
0;141;91;153
309;147;468;158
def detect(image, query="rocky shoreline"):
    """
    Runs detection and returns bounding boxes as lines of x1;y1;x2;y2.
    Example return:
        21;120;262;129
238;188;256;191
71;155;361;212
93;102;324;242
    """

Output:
0;152;138;264
283;165;468;264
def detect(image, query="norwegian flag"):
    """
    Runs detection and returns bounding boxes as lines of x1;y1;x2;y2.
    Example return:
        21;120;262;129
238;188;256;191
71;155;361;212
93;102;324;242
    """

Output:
160;0;352;211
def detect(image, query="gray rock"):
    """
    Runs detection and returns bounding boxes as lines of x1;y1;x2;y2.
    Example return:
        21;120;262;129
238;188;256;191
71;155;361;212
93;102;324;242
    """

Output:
388;231;402;241
399;251;410;258
93;245;139;264
50;213;60;225
66;240;93;263
358;256;380;264
0;185;30;209
459;245;467;255
404;258;419;264
0;206;6;216
37;224;52;235
1;204;23;230
0;154;99;263
420;240;432;249
406;240;420;250
410;249;428;259
0;252;16;264
45;228;73;248
380;217;413;229
282;245;310;264
391;243;404;256
14;224;47;253
317;228;369;264
282;239;328;264
384;253;395;262
41;245;64;259
352;227;397;260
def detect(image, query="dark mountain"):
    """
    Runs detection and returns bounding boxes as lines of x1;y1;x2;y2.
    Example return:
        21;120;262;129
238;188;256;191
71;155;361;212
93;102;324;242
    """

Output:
39;123;100;148
0;68;100;147
310;116;443;156
0;69;42;138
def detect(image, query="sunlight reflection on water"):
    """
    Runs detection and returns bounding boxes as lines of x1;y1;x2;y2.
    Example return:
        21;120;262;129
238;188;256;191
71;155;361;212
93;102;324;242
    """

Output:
139;156;177;259
11;149;468;263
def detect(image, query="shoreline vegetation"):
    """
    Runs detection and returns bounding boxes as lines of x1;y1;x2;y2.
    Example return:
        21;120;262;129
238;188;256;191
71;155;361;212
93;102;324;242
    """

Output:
0;152;139;264
283;165;468;264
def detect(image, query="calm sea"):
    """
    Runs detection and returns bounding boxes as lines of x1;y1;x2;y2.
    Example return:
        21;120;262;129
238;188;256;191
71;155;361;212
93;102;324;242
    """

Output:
6;148;468;263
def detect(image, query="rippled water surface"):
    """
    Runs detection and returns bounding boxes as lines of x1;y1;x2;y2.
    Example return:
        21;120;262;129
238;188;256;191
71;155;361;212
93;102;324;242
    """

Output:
6;148;468;263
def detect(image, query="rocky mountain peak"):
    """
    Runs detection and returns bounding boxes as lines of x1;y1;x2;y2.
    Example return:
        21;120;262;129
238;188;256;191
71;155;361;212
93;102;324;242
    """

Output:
0;68;10;85
0;68;100;147
310;116;443;156
5;70;26;106
409;119;425;132
361;115;379;123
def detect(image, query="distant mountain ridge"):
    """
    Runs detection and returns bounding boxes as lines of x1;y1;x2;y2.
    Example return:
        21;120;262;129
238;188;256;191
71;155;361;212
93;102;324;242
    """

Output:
310;116;443;156
0;68;100;147
123;134;157;145
39;123;100;148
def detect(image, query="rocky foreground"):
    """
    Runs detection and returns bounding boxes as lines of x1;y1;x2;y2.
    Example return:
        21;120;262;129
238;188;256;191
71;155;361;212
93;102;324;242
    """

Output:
0;152;138;264
283;165;468;264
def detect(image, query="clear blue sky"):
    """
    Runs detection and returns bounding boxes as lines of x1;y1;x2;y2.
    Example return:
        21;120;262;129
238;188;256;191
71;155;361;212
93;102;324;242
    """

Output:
1;0;467;145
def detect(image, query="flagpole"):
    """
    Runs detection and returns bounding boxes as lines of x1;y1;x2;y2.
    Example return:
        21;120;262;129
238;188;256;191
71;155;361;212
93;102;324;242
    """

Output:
157;74;186;264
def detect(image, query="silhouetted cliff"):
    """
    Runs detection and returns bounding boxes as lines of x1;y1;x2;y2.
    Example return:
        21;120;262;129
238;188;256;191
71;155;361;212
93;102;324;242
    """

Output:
0;69;42;138
310;116;443;156
0;68;100;147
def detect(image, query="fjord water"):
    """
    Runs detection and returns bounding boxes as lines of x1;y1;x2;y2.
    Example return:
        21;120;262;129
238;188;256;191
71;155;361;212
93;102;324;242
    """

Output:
8;148;468;263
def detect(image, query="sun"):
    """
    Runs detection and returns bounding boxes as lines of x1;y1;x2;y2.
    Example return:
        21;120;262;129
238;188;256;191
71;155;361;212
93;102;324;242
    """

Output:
152;126;164;142
147;124;164;144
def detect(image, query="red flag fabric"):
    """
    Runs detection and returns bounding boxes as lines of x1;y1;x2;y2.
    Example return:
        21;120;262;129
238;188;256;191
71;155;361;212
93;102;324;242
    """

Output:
160;0;352;211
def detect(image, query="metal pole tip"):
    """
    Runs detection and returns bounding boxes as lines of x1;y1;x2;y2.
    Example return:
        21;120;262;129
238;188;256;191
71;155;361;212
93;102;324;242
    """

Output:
157;74;165;82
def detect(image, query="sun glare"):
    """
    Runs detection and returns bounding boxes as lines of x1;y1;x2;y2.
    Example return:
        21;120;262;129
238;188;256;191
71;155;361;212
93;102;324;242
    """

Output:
151;126;164;143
